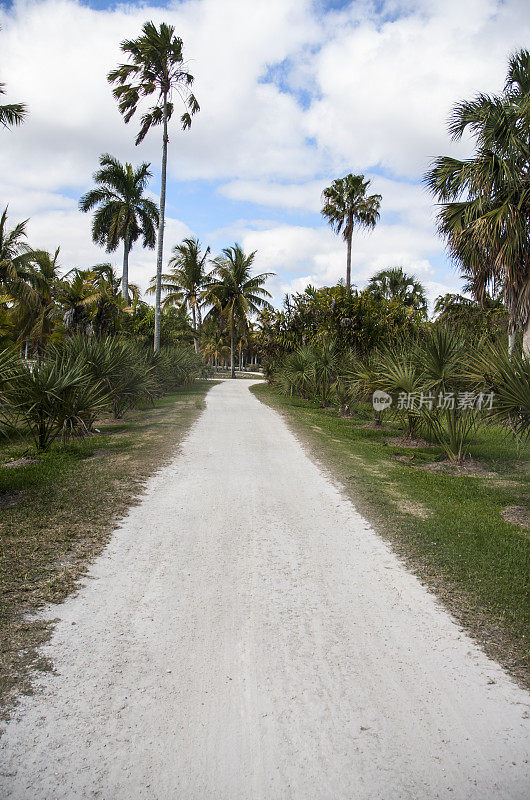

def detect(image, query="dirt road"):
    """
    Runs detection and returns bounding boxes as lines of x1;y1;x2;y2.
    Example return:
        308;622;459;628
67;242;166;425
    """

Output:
1;379;528;799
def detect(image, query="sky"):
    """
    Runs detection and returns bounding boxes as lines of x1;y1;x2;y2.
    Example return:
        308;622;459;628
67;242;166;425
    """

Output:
1;0;529;309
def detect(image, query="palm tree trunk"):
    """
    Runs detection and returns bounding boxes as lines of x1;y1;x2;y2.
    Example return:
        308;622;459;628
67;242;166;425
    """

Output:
346;211;353;291
230;321;235;378
196;303;202;343
523;317;530;358
154;93;169;352
191;305;198;354
508;330;516;355
121;235;129;301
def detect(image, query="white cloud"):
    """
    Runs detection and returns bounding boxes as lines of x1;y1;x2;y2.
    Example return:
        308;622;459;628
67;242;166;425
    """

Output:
236;216;440;306
218;179;326;212
301;0;530;178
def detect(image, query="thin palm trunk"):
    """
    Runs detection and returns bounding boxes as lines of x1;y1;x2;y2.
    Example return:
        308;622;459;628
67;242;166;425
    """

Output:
154;94;168;352
121;235;129;300
230;319;235;378
346;210;353;291
191;304;198;354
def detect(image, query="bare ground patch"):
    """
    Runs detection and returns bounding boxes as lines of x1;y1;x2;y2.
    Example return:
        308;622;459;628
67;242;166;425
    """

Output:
405;458;498;478
501;505;530;531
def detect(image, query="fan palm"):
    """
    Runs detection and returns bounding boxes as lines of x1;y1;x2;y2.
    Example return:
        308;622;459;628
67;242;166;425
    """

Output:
207;244;273;378
465;344;530;447
366;267;427;312
321;174;381;290
79;154;158;300
147;237;210;353
425;48;530;355
108;21;199;350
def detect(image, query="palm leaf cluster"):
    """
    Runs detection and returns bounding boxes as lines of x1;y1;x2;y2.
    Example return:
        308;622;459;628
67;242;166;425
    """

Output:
321;174;381;290
425;49;530;353
0;82;27;129
366;267;427;313
79;154;158;299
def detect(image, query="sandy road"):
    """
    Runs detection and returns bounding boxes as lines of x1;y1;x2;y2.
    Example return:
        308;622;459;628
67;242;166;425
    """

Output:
1;379;529;799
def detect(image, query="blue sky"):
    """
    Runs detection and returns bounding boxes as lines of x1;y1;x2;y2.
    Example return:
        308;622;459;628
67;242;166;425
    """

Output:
1;0;529;308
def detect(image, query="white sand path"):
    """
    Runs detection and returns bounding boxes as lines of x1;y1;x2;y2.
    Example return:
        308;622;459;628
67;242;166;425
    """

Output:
1;379;528;799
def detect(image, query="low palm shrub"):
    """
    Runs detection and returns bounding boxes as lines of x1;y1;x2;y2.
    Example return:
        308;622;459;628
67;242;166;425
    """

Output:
378;346;424;438
281;347;316;398
417;328;478;463
0;336;203;450
465;344;530;447
341;351;384;423
3;357;107;450
312;341;339;406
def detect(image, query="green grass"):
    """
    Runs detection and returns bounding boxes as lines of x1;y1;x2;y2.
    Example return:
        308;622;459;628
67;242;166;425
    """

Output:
252;383;530;686
0;381;214;714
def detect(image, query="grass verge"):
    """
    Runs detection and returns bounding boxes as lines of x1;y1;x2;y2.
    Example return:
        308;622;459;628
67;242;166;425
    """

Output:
251;383;530;688
0;380;214;717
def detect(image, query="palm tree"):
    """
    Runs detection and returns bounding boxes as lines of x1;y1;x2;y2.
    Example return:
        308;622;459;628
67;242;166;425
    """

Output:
17;249;63;356
79;154;158;300
90;264;139;335
425;48;530;355
59;269;99;333
207;244;273;378
366;267;427;312
0;206;32;287
147;237;209;353
108;21;200;350
321;174;381;291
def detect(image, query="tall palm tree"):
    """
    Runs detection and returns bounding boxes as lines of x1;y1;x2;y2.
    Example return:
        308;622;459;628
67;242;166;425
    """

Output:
108;21;200;350
321;174;381;291
207;244;273;378
147;237;210;353
366;267;427;312
79;154;158;300
425;48;530;355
